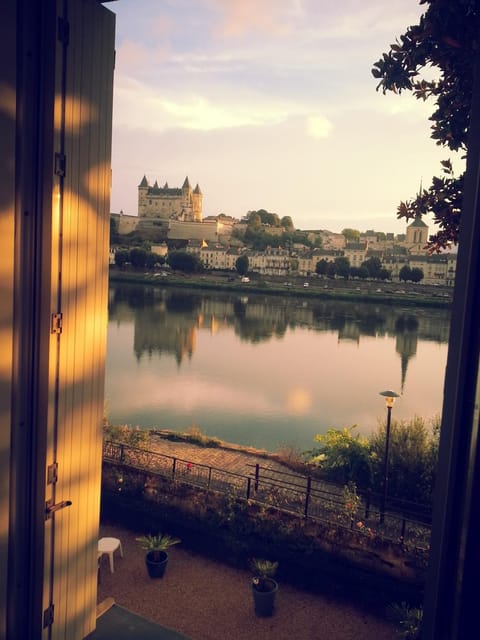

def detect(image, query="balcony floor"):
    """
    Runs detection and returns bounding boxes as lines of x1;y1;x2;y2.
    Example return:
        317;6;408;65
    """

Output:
94;522;398;640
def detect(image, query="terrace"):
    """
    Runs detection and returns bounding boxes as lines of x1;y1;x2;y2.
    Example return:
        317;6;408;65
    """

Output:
91;522;398;640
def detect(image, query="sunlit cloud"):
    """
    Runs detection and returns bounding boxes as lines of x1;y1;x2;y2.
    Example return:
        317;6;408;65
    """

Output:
114;78;304;132
209;0;294;38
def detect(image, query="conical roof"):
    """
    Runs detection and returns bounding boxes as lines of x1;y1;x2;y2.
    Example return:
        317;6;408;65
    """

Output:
182;176;191;188
194;183;202;194
139;175;149;187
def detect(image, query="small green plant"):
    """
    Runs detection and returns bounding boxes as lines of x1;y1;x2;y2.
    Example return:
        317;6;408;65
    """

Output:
387;601;423;639
103;422;151;448
249;558;278;592
342;481;361;524
136;533;181;561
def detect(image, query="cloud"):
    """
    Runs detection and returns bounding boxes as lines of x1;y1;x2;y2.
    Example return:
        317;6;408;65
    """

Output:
209;0;294;38
114;78;292;131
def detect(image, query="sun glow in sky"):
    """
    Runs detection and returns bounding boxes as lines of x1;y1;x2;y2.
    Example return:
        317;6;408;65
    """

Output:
110;0;455;234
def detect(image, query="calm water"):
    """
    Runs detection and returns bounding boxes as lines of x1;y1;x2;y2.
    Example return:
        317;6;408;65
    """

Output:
105;283;450;452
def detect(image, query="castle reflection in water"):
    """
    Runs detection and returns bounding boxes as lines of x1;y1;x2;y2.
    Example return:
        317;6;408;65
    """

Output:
108;282;450;395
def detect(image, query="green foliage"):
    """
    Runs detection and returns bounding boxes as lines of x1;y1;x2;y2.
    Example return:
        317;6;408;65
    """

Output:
129;247;148;269
370;415;440;504
110;216;120;244
372;0;478;251
168;250;203;273
249;557;278;579
136;533;181;560
235;253;249;275
246;209;281;227
362;256;383;279
342;482;361;522
334;256;350;279
399;265;424;283
280;215;294;230
114;249;129;268
315;259;329;276
410;267;424;283
307;426;373;489
342;228;360;242
250;558;279;591
387;601;423;639
306;416;440;504
103;423;151;448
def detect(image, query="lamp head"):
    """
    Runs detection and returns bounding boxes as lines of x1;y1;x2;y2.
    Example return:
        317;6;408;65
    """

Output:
379;389;400;409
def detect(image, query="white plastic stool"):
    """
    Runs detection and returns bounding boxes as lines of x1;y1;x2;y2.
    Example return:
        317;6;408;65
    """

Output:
98;537;123;573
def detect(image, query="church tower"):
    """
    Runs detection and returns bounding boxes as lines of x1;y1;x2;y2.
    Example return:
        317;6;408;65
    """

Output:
406;216;428;253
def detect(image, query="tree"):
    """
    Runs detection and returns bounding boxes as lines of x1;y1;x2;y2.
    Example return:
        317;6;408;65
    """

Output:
372;0;479;251
315;259;329;276
235;254;249;276
168;251;203;273
341;228;360;242
306;426;373;489
370;415;440;504
399;265;412;282
361;256;382;279
350;265;369;279
399;265;424;283
129;247;148;269
334;256;350;279
280;215;294;230
110;216;120;245
114;249;129;268
145;252;157;269
378;267;391;281
410;267;424;283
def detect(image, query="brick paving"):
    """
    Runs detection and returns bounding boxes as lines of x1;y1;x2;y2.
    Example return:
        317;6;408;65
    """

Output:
148;434;298;479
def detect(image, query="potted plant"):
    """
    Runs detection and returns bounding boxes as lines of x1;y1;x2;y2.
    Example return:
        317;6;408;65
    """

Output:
249;558;279;617
136;532;181;579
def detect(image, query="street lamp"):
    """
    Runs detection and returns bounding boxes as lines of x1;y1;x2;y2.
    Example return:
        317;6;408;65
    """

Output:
379;389;400;524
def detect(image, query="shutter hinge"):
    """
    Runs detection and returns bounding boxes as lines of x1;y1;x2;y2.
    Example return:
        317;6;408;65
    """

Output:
57;17;70;45
51;312;63;334
47;462;58;485
43;604;54;629
54;152;66;177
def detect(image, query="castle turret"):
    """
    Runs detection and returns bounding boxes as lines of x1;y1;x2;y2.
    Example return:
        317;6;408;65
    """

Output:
193;183;203;222
138;175;150;216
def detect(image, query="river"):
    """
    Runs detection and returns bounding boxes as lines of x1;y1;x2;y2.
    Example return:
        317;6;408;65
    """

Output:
104;282;450;452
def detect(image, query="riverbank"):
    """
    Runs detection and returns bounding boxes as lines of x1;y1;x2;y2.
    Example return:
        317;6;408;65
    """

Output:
109;266;451;308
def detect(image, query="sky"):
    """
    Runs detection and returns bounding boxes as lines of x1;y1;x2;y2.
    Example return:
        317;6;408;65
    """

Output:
110;0;459;235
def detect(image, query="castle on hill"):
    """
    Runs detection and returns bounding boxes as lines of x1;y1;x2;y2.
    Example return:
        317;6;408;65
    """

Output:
138;175;202;222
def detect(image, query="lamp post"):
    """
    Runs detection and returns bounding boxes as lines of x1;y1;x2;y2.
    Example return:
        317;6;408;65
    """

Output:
379;390;400;524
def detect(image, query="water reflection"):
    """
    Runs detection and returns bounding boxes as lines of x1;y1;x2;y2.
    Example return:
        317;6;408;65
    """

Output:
105;283;450;451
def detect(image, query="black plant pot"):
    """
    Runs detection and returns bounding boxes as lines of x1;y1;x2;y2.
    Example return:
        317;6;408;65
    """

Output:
251;578;278;617
145;550;168;578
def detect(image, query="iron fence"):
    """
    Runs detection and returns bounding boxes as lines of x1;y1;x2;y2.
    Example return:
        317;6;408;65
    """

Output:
103;440;431;547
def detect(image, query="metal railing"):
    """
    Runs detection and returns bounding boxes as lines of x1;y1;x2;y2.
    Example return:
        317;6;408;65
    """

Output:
103;440;431;547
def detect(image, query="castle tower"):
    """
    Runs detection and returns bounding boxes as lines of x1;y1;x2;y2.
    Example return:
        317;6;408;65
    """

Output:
193;183;203;222
181;176;194;221
138;175;150;216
